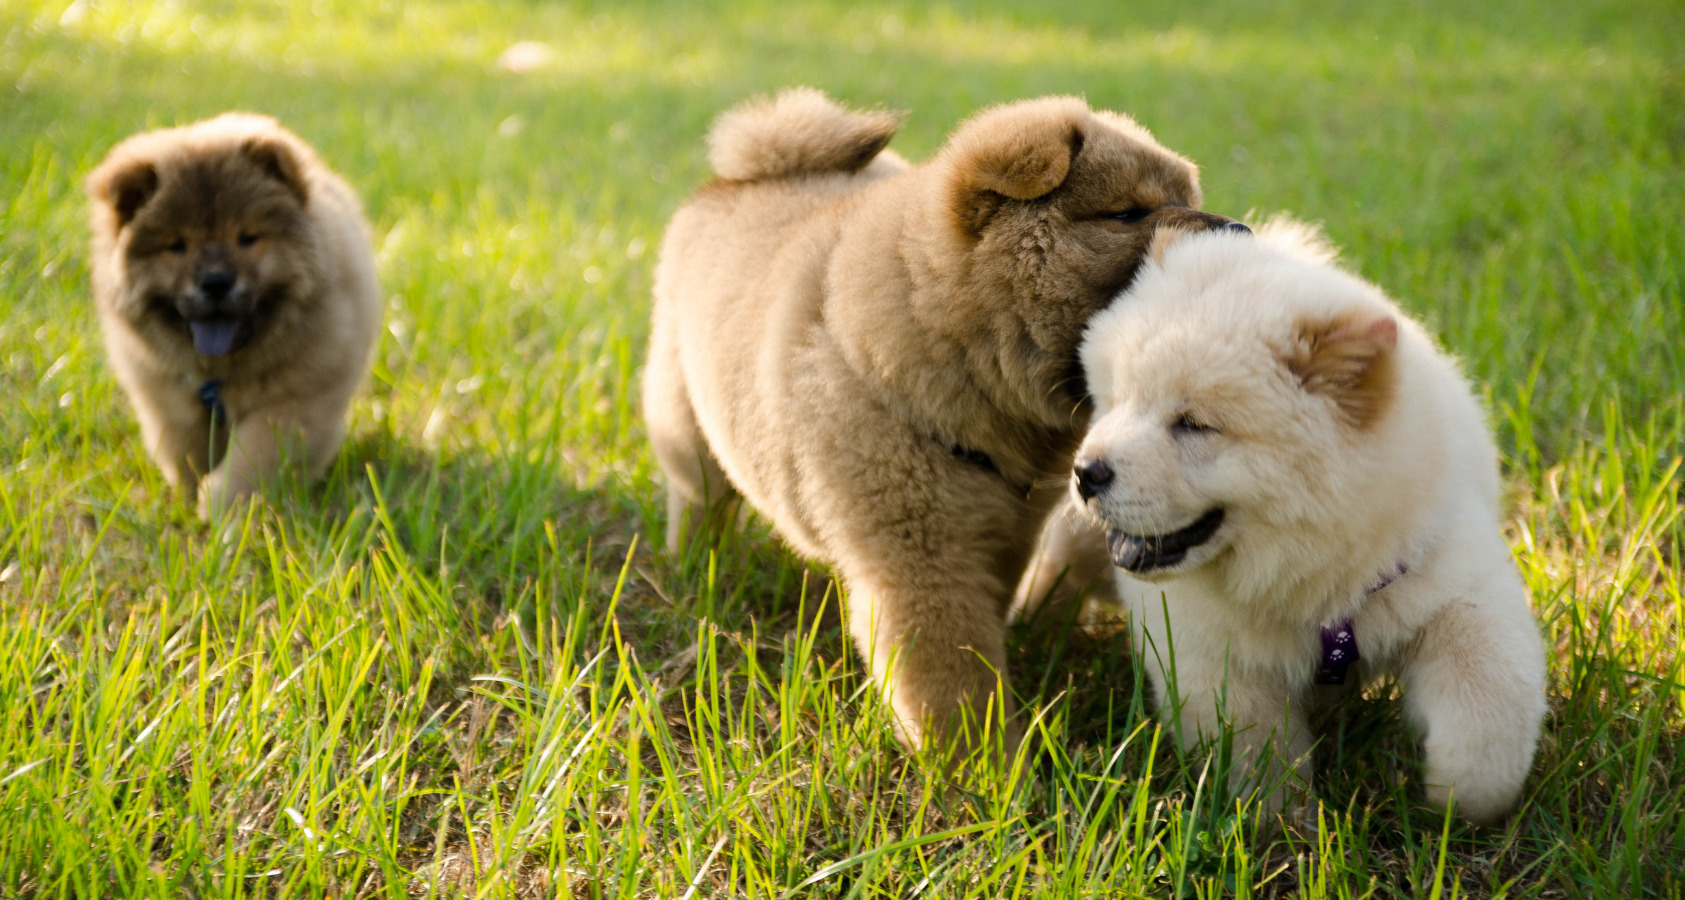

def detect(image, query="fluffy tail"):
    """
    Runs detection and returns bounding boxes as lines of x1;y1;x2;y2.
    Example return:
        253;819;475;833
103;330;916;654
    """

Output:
707;87;901;181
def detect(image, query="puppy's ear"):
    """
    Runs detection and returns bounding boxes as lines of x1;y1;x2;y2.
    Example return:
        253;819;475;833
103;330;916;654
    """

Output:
1287;312;1398;428
86;155;159;229
942;98;1088;235
241;134;309;203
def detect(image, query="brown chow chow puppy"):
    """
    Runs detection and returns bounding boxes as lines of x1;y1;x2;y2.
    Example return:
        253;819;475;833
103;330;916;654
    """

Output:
86;113;381;520
645;88;1242;762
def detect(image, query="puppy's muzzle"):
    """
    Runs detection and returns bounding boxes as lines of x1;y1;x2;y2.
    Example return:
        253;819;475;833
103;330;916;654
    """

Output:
181;267;253;357
1106;507;1226;573
1153;207;1249;235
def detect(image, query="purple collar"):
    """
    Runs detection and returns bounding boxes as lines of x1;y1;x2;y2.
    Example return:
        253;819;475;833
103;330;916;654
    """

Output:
1315;562;1407;685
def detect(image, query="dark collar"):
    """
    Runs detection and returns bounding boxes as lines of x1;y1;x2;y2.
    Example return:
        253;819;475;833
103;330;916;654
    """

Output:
198;379;228;425
1314;562;1407;685
946;441;1032;499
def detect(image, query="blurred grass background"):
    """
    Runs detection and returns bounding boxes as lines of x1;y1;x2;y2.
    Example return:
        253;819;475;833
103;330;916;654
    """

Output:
1;0;1680;896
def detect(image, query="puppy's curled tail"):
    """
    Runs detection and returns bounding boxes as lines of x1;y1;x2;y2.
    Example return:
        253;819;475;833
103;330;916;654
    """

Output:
707;87;902;182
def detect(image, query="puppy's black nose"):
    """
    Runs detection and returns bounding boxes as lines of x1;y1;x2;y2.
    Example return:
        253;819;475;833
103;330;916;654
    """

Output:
198;270;236;300
1220;221;1252;235
1074;458;1114;501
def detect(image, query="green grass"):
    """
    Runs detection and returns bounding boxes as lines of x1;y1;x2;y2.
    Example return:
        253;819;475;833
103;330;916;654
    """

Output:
1;0;1681;895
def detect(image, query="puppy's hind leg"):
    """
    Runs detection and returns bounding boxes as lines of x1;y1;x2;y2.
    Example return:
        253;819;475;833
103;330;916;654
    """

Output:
1401;581;1548;825
642;315;738;551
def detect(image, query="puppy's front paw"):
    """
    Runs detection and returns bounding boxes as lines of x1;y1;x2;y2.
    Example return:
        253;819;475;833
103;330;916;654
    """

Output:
1422;777;1518;827
195;482;214;522
196;471;250;523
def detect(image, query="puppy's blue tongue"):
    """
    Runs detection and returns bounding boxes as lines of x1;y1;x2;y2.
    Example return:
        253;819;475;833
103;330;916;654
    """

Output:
190;317;241;357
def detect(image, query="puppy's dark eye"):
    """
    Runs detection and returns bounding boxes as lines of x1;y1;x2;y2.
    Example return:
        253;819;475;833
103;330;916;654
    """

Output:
1107;207;1153;224
237;232;259;248
1172;412;1219;435
166;238;187;254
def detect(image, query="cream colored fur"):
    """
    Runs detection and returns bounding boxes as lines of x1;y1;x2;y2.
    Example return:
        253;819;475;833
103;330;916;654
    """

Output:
645;88;1237;763
1049;222;1547;824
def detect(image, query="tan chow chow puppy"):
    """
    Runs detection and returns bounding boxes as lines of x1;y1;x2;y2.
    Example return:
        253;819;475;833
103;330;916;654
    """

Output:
1048;222;1546;824
87;113;381;520
644;87;1243;761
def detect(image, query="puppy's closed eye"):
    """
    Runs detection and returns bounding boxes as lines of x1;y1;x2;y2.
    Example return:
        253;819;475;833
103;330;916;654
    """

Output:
1171;412;1219;436
1106;207;1153;224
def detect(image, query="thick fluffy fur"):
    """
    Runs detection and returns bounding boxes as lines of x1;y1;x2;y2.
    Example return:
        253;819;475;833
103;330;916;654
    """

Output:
644;88;1237;760
1052;222;1546;824
87;113;381;518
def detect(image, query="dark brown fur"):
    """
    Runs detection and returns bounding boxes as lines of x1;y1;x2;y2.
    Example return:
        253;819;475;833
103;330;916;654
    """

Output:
86;113;381;518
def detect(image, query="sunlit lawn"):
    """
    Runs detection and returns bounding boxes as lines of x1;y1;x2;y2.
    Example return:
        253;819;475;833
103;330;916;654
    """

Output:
1;0;1681;896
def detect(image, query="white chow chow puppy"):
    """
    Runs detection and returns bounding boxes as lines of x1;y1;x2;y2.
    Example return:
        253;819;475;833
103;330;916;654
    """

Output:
1045;221;1547;825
